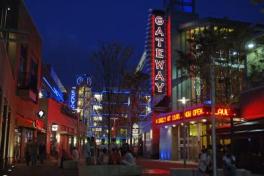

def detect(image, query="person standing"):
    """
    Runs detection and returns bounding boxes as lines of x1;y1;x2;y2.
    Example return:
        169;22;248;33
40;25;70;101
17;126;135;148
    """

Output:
25;140;31;166
14;142;20;163
38;141;46;164
99;138;108;151
84;137;91;165
72;147;79;162
223;149;236;176
60;148;67;168
121;143;135;166
109;138;118;152
90;137;97;165
98;148;109;165
110;148;121;165
198;147;210;176
30;140;38;166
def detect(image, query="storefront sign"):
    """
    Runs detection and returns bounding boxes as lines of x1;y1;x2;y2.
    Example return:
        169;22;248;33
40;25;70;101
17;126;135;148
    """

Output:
70;87;77;110
155;105;233;125
51;124;58;131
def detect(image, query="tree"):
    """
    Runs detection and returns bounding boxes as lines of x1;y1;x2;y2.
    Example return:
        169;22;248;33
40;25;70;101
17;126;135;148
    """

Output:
89;42;133;146
176;24;252;175
176;25;250;104
123;71;149;146
248;47;264;86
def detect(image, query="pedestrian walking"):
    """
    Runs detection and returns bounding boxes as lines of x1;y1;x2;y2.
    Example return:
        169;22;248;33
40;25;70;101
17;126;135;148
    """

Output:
223;149;236;176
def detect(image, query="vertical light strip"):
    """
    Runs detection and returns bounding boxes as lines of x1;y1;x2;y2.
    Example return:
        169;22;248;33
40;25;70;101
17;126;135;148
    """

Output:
167;16;172;97
151;15;155;96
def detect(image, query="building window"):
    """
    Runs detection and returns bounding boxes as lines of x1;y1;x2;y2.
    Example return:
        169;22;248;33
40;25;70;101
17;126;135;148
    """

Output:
29;59;38;92
18;45;28;88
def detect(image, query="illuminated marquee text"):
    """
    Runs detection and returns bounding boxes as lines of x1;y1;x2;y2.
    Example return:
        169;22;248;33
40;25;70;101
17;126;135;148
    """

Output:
153;14;166;94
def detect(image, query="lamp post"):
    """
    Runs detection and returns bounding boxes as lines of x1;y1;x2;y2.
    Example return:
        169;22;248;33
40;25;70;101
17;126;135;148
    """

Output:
210;56;217;176
178;97;190;167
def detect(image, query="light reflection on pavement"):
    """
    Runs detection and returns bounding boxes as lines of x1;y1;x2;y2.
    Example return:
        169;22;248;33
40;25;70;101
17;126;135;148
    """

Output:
143;168;170;175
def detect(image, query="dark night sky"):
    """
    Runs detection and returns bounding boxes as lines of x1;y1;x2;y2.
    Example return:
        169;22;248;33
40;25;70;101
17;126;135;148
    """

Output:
24;0;263;88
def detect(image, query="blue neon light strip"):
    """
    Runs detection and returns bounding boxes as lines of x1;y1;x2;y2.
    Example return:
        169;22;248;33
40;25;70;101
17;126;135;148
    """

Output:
43;77;64;102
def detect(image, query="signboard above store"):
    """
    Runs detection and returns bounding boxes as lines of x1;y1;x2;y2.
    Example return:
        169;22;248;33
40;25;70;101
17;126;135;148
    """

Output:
155;105;235;126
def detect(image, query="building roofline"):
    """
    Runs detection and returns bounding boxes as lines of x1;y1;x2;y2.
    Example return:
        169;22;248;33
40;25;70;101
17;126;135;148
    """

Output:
179;17;253;30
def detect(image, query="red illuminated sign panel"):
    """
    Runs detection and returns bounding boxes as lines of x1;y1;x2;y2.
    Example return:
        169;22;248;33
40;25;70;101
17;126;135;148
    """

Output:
215;108;230;116
155;106;233;125
155;112;181;124
151;11;167;95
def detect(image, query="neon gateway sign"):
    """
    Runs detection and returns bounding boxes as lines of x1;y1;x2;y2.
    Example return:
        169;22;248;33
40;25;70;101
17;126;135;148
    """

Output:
152;11;167;95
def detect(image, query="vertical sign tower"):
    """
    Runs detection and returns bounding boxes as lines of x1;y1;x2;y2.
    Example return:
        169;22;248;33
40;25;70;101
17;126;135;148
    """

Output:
146;9;172;158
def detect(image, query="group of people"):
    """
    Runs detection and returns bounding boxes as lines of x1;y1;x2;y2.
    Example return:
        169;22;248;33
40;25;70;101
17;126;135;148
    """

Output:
83;137;136;166
25;139;46;166
198;146;236;176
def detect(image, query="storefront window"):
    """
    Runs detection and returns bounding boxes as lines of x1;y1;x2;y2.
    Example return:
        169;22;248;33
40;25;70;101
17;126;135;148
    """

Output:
78;87;84;95
189;124;198;136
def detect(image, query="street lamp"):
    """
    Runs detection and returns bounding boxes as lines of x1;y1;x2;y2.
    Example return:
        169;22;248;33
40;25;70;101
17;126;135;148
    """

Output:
246;42;255;49
178;97;190;167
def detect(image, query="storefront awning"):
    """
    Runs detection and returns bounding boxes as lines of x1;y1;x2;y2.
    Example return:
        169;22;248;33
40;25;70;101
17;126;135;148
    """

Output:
16;114;46;133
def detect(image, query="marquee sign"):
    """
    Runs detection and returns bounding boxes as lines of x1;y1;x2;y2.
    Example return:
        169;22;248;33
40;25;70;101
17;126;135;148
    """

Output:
155;105;234;125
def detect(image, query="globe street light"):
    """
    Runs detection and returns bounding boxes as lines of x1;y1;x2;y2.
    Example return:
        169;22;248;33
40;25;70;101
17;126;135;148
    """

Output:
247;42;255;49
178;97;190;167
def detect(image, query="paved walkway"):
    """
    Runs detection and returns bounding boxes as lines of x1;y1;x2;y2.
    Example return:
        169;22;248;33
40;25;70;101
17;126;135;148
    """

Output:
8;159;77;176
6;158;262;176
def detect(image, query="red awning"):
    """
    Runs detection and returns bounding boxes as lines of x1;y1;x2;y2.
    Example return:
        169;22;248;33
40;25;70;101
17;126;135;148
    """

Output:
16;115;34;129
16;114;46;133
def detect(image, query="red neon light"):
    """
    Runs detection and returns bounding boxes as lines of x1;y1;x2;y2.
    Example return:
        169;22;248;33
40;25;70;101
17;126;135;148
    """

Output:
172;113;181;121
167;16;172;97
184;110;192;118
155;112;181;125
155;106;234;126
215;108;230;116
184;107;205;118
151;15;155;96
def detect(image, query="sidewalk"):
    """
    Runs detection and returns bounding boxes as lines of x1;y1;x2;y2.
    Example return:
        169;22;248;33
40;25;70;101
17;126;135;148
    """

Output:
8;159;78;176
